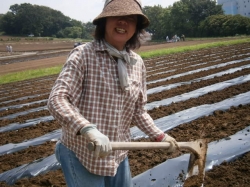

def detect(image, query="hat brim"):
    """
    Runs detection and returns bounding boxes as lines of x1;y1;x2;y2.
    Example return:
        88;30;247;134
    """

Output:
93;0;149;29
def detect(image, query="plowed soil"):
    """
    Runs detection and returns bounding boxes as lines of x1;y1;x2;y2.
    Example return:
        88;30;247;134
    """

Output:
0;39;250;187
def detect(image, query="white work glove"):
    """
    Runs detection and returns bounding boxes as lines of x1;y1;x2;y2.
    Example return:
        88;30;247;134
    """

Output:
161;134;179;153
80;125;112;158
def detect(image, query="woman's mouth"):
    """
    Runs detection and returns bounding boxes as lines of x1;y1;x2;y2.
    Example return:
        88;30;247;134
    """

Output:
116;28;126;33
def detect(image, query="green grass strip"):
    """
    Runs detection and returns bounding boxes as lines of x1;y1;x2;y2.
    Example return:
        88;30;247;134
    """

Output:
0;65;62;85
0;38;249;85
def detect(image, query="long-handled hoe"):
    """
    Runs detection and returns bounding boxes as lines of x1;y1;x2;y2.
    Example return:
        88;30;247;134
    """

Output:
88;139;208;187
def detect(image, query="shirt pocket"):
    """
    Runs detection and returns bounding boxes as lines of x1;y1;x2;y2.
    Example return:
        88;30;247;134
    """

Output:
126;79;141;102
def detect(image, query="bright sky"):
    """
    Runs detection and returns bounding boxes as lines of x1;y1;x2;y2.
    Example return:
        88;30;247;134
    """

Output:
0;0;178;23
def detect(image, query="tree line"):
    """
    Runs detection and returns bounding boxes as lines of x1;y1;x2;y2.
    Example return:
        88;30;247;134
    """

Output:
0;3;95;39
0;0;249;40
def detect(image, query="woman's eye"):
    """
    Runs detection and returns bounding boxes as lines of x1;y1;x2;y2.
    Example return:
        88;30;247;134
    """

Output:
127;16;137;22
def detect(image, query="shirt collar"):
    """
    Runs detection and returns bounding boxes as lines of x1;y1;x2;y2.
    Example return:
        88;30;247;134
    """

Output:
94;39;136;59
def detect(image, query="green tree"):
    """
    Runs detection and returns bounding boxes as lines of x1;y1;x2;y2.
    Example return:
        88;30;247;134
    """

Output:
82;22;95;39
222;15;250;36
199;14;250;37
170;0;223;37
0;3;83;37
169;1;190;37
161;7;172;40
0;12;16;34
198;14;228;36
143;5;169;40
60;26;82;38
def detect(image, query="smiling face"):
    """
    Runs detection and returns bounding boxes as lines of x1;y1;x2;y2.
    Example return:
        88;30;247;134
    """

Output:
105;15;137;51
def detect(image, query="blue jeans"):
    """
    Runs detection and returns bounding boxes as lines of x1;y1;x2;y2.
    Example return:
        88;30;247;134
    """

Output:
55;142;133;187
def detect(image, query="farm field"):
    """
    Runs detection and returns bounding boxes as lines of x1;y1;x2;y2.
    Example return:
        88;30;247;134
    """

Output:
0;38;245;75
0;40;250;186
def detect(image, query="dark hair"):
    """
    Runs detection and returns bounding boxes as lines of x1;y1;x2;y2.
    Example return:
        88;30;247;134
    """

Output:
93;15;145;50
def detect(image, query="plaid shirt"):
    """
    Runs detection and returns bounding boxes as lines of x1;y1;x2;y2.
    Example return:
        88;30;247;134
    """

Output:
47;40;163;176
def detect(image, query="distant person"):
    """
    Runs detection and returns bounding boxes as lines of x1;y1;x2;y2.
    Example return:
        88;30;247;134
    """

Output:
181;34;185;41
172;35;177;42
176;36;180;42
9;45;13;54
47;0;179;186
6;45;10;53
166;36;169;42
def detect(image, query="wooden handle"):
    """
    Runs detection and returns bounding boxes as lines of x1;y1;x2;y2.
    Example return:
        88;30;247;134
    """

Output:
114;142;172;150
87;140;205;156
88;142;173;151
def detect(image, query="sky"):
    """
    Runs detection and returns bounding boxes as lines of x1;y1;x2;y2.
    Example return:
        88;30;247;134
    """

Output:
0;0;178;23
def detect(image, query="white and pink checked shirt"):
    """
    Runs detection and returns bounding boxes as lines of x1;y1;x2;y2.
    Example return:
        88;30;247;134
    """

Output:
47;40;163;176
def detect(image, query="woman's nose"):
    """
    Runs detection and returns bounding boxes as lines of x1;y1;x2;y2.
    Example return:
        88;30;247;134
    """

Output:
118;18;128;24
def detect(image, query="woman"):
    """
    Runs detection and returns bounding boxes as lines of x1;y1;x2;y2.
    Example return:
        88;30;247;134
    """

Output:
47;0;178;186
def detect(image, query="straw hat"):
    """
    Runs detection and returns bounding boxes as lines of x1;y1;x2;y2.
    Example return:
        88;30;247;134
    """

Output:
93;0;149;29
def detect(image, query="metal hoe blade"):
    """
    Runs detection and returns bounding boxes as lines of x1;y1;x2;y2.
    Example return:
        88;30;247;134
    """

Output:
183;139;208;187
